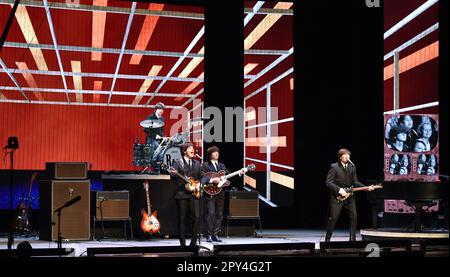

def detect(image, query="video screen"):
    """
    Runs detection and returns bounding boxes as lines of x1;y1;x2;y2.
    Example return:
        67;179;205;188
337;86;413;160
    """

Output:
384;114;439;181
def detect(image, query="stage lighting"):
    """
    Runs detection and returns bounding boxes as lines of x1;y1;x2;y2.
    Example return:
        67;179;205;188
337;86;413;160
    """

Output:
4;136;19;150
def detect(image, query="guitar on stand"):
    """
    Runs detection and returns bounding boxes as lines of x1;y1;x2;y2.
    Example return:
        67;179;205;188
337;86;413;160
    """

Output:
203;164;256;196
140;181;160;234
13;172;37;234
161;163;201;198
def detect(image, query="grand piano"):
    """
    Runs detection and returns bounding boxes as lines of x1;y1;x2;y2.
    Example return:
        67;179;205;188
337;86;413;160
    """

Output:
367;179;448;232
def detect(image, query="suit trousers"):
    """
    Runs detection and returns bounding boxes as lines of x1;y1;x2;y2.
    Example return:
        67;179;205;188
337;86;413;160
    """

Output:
325;196;357;241
176;197;200;246
204;193;225;236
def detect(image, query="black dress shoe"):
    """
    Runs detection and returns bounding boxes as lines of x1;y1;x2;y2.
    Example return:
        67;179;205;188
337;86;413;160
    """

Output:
212;236;222;242
206;235;213;242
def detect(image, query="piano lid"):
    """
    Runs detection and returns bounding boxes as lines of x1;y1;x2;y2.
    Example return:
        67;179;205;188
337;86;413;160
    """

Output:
366;180;448;201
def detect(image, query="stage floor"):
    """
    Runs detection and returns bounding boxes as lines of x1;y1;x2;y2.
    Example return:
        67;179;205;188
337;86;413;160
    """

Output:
1;229;448;257
0;229;356;257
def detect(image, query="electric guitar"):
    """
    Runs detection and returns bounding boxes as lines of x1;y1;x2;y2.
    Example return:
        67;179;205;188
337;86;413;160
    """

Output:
13;172;37;232
203;164;256;196
336;184;383;202
140;181;160;234
161;163;201;198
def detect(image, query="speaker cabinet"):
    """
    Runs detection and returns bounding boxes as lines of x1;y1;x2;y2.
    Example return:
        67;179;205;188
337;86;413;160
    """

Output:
39;180;90;241
228;191;259;217
45;162;88;179
93;191;129;219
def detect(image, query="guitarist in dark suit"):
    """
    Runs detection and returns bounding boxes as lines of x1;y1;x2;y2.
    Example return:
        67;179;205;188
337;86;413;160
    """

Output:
200;146;232;243
169;143;202;247
325;148;374;242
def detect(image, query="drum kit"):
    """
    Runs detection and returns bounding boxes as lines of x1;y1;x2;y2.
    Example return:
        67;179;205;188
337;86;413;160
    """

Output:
133;119;187;173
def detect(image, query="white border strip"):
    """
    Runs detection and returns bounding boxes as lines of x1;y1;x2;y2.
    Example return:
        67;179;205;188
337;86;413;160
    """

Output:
383;101;439;115
384;23;439;61
246;117;294;129
384;0;438;39
0;99;183;108
245;157;294;171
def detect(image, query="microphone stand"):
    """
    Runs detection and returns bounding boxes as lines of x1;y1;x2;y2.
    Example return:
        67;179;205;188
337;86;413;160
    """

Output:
7;149;15;250
99;198;107;239
195;154;209;255
56;209;62;249
52;197;81;249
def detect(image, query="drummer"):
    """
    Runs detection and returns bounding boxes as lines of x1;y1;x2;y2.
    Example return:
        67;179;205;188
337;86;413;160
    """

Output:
143;102;166;161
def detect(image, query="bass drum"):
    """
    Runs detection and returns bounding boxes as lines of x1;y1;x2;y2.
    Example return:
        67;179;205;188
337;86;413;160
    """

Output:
163;146;182;167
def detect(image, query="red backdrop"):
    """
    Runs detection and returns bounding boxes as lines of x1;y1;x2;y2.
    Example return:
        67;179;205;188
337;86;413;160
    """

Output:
0;103;179;170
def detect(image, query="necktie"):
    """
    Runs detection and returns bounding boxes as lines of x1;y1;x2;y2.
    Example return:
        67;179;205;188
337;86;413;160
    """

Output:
213;162;218;171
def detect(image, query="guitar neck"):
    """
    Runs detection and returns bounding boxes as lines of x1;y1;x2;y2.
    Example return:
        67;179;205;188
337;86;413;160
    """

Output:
26;173;37;202
173;171;190;183
353;187;370;192
222;168;244;180
146;191;151;213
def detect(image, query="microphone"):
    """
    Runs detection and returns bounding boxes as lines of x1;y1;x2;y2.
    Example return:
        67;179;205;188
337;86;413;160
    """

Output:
98;196;108;202
54;196;82;213
348;159;355;167
195;154;203;160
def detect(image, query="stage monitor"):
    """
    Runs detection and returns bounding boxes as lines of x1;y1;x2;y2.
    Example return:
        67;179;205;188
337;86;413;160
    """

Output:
384;114;439;181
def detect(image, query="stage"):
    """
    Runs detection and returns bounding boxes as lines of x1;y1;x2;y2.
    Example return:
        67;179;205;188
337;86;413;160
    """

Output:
1;229;448;257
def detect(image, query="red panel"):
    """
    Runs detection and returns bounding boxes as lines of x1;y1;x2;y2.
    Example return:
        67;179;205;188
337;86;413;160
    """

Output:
0;6;26;44
245;126;267;162
0;48;60;72
244;56;293;97
162;80;203;95
0;73;17;87
383;79;394;112
245;14;293;51
270;73;293;120
1;90;28;100
270;121;294;167
384;4;438;54
59;52;119;75
119;54;179;76
245;89;267;126
0;103;187;170
384;0;427;31
125;15;204;53
399;58;438;109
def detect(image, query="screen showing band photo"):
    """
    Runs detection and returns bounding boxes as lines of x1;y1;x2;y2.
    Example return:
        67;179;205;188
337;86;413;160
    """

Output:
384;114;439;181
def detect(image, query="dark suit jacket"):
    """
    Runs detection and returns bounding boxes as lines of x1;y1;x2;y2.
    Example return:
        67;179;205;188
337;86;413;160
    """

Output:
171;158;201;200
143;112;165;140
200;161;230;184
326;162;364;196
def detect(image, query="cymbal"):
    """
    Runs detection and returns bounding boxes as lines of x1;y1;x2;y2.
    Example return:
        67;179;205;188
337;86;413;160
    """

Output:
140;119;164;128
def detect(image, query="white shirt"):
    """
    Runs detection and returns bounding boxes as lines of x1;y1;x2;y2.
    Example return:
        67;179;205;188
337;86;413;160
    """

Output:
184;157;192;167
212;161;218;171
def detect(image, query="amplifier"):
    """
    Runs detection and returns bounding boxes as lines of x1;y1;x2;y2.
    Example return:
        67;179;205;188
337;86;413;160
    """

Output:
93;191;130;219
39;180;90;241
227;191;259;217
45;162;88;179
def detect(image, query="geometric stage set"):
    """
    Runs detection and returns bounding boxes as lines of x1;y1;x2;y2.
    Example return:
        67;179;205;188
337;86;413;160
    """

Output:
0;0;448;268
